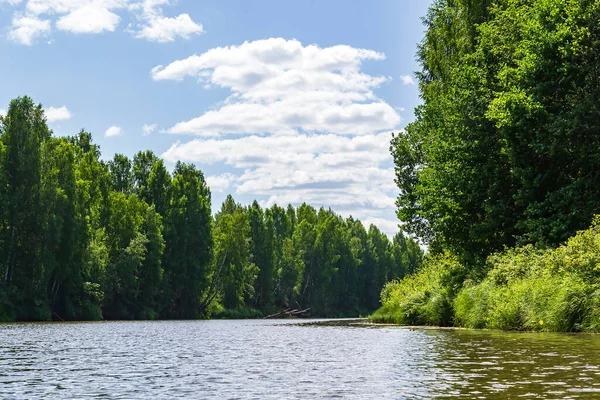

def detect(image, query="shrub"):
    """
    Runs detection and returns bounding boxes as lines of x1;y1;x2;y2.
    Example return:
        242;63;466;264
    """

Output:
374;216;600;332
370;252;465;326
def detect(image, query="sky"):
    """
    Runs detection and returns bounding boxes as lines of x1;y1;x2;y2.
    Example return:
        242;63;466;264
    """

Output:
0;0;431;237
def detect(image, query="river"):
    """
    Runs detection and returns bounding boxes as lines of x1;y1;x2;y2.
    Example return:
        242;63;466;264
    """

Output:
1;319;600;399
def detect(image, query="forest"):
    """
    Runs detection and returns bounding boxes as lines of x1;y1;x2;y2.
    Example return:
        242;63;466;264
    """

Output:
0;96;422;322
372;0;600;331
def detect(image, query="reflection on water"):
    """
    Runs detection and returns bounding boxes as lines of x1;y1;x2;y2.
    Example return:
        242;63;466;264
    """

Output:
1;319;600;399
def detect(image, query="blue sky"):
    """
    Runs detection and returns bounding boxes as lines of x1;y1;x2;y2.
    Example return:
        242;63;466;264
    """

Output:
0;0;431;236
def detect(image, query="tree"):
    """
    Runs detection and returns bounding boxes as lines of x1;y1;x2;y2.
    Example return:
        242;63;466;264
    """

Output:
40;138;78;320
247;201;274;310
213;195;253;309
392;0;600;264
108;154;133;195
133;150;159;202
0;97;51;320
162;162;213;318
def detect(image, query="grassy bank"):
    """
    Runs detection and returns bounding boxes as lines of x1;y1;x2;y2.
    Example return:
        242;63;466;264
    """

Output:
370;218;600;332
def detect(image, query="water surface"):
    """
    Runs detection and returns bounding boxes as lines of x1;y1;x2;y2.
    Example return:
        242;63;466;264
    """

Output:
1;319;600;398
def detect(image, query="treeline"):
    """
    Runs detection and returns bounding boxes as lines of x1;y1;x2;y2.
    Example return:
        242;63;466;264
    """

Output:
0;96;422;322
373;0;600;331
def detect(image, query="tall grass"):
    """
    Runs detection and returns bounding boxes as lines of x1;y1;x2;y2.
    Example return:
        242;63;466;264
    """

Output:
370;253;465;326
371;216;600;332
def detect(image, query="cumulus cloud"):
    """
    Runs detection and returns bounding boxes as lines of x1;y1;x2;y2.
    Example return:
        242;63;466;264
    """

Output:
131;0;203;42
142;123;157;135
400;75;416;85
152;38;401;136
0;109;6;118
205;173;236;193
56;3;121;34
44;105;71;122
134;13;202;42
5;0;203;44
155;38;404;235
162;132;398;219
8;13;50;45
105;125;122;137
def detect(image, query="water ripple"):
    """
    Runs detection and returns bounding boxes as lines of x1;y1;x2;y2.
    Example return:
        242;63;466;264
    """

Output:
1;320;600;398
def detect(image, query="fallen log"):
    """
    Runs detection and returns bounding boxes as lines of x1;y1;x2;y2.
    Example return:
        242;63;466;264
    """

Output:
263;308;311;319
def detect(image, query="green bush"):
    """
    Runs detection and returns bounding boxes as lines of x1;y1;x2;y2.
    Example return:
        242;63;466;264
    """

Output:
374;216;600;332
370;253;465;326
454;280;491;329
210;304;263;319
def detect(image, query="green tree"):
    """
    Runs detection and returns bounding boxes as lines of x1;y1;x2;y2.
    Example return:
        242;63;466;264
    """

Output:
108;154;133;195
0;97;51;320
162;162;213;318
247;201;274;310
213;195;253;309
133;150;159;202
392;0;600;263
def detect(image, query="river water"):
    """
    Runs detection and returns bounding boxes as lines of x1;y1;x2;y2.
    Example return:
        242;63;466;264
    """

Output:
1;319;600;399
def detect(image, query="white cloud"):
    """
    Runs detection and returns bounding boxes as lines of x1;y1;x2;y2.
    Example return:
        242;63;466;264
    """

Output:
205;173;236;193
104;125;122;137
44;105;71;122
162;132;398;219
142;123;157;135
8;13;50;45
155;38;404;235
134;13;203;42
130;0;203;43
400;75;416;85
152;38;401;136
0;109;6;117
4;0;203;44
56;3;121;34
361;217;399;237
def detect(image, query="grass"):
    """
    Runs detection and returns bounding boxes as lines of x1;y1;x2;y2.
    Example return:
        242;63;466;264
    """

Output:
371;216;600;332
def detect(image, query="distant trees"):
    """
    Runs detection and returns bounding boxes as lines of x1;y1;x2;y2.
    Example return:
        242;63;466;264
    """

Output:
0;96;423;321
211;198;423;317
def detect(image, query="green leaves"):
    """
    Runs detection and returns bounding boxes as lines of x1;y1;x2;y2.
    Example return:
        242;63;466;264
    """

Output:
393;0;600;262
0;96;423;321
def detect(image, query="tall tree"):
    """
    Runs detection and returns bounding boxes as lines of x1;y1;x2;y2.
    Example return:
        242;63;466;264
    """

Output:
247;201;274;310
108;154;133;195
162;162;213;318
392;0;600;264
213;195;253;309
0;97;51;320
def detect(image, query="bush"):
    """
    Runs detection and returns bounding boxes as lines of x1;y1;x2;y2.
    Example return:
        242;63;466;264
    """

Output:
370;253;465;326
454;280;491;329
210;304;263;319
374;216;600;332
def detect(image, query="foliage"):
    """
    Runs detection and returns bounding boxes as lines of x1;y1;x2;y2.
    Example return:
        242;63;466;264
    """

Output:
0;96;423;321
374;217;600;332
454;217;600;332
376;0;600;333
392;0;600;262
370;253;464;326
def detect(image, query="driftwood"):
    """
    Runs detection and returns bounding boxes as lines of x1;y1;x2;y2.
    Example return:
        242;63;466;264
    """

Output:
263;307;311;319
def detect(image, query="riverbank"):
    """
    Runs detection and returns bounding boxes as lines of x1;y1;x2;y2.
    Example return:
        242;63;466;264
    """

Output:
370;218;600;333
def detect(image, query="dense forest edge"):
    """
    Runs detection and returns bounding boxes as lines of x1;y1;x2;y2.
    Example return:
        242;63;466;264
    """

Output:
0;96;423;322
370;0;600;332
